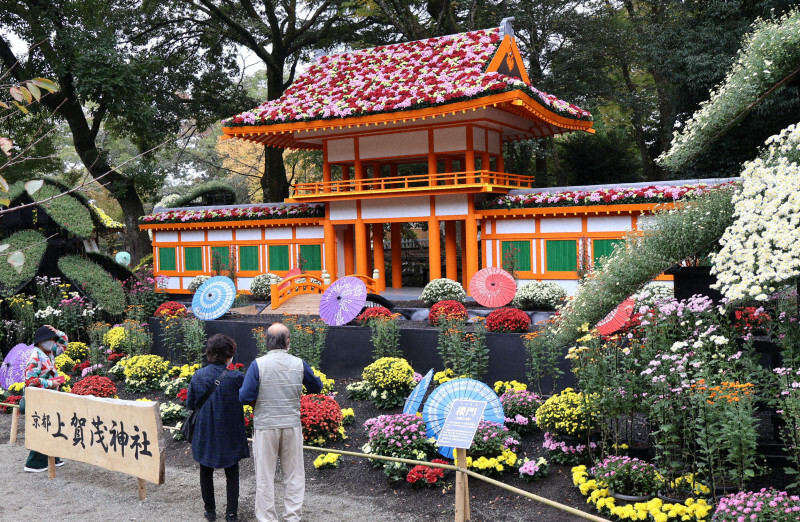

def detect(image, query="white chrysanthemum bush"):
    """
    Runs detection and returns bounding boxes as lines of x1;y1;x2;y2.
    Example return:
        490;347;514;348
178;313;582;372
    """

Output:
513;281;566;310
420;278;466;306
249;273;281;299
187;275;211;293
712;124;800;301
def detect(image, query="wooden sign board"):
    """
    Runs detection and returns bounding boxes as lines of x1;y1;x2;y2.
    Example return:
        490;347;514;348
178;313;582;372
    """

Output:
25;388;165;484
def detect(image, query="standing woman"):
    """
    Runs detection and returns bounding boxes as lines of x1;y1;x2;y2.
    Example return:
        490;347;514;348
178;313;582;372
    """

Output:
24;325;68;472
187;334;249;522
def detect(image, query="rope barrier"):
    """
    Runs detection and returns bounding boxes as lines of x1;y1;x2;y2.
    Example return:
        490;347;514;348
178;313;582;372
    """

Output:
162;425;609;521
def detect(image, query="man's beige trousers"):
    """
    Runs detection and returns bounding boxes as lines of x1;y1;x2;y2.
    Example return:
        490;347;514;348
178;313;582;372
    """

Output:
252;427;305;521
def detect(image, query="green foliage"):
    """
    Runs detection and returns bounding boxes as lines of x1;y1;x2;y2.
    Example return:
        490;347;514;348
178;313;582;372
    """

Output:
284;316;328;369
58;255;126;315
369;315;402;360
0;230;48;296
659;8;800;171
33;183;95;237
168;181;240;208
86;252;137;281
436;317;489;381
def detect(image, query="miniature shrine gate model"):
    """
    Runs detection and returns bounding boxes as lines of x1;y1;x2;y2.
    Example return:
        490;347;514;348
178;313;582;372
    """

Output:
141;21;703;297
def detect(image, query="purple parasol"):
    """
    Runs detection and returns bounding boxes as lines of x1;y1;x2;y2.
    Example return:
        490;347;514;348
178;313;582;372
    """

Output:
0;343;36;389
318;277;367;326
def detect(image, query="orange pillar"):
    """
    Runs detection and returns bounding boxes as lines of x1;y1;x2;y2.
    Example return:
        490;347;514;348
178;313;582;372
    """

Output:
444;157;453;185
372;223;386;291
445;221;458;281
496;153;504;173
428;217;442;281
460;221;468;288
354;138;364;191
428;129;437;186
391;223;402;289
465;126;475;182
323;218;336;281
355;220;368;276
344;225;355;276
464;197;479;295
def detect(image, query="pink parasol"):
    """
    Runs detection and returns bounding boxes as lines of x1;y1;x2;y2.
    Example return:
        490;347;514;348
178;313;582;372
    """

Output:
596;298;636;336
278;267;302;290
0;343;36;389
319;276;367;326
469;267;516;308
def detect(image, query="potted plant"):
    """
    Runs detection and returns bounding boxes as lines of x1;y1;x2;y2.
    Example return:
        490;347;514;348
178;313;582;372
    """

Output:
591;456;661;501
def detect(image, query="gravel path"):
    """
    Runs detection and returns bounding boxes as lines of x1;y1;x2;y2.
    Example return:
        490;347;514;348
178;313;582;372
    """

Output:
0;440;431;522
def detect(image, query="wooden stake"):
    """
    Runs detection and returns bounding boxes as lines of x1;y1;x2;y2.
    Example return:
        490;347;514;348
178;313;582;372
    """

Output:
455;448;470;522
9;407;19;444
138;478;147;500
48;456;55;479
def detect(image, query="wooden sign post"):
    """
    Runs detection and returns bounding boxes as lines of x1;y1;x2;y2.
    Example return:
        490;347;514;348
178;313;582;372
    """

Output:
436;399;487;522
24;388;165;498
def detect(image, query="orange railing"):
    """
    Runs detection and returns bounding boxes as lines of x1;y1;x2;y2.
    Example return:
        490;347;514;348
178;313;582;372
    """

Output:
293;170;533;196
344;274;379;294
271;275;326;310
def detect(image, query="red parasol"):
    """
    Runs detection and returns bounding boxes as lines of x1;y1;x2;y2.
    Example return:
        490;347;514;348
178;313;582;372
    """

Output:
596;298;636;336
278;267;302;290
318;276;367;326
469;267;516;308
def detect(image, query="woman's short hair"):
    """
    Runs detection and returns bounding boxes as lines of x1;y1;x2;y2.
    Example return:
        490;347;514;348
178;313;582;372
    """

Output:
206;333;237;364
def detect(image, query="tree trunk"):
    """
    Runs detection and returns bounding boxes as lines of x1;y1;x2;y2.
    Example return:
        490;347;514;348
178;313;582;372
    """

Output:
44;84;153;265
620;60;659;181
262;146;290;202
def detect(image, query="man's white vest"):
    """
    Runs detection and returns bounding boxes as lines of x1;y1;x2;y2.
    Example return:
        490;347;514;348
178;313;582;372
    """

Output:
253;349;304;430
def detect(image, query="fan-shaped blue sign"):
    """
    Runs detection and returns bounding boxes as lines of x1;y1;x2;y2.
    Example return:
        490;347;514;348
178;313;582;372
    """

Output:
422;378;504;459
403;369;433;415
192;276;237;320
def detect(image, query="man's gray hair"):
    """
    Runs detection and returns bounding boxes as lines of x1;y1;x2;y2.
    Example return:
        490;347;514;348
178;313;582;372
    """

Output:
267;327;290;350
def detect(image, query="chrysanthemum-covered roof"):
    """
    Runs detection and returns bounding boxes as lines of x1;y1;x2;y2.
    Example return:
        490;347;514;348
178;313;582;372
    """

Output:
223;28;591;132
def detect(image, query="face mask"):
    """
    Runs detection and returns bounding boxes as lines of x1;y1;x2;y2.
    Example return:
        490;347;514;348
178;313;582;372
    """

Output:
40;340;55;351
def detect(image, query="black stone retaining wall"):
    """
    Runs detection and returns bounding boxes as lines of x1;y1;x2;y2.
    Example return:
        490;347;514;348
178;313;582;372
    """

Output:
148;318;574;393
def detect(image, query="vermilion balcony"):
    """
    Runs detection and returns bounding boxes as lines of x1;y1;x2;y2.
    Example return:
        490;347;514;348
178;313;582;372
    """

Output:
287;170;534;202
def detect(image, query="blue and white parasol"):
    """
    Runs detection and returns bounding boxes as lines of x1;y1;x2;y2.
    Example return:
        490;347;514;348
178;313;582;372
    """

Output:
422;378;504;458
403;368;434;415
191;276;237;320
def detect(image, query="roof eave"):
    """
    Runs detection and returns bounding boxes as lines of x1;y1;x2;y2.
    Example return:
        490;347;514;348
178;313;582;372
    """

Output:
221;90;593;149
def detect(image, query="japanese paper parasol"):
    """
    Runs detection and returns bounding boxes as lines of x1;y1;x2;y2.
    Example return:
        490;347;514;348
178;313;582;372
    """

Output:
318;276;367;326
278;267;302;290
468;267;516;308
403;369;434;415
0;343;36;389
422;378;504;458
595;298;636;336
191;276;237;320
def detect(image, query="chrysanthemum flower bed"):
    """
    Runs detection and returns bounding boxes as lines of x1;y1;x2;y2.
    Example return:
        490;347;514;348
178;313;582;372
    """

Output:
300;393;345;446
428;300;468;326
71;375;117;398
362;413;437;481
485;307;531;333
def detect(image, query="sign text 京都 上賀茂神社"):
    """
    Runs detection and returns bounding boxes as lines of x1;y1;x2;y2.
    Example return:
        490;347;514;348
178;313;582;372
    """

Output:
24;387;165;484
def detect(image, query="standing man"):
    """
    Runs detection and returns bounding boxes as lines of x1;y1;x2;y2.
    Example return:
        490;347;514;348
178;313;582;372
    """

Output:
240;323;322;522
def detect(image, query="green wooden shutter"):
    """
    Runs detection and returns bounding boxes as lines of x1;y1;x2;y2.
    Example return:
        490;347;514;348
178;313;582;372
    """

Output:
239;246;259;271
184;247;203;271
299;244;322;271
501;240;531;272
268;245;290;271
211;246;231;271
159;247;176;271
592;239;623;269
546;240;577;272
